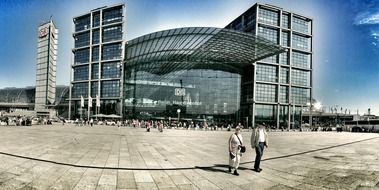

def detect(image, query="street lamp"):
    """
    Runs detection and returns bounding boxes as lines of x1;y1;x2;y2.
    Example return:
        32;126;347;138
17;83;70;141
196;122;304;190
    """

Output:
306;102;312;128
177;109;181;123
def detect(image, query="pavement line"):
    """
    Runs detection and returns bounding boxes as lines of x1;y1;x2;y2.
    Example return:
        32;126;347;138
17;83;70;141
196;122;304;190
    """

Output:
0;135;377;171
240;135;379;165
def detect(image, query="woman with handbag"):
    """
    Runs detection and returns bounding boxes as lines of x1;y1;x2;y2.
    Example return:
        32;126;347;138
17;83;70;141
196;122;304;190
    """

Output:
228;126;245;175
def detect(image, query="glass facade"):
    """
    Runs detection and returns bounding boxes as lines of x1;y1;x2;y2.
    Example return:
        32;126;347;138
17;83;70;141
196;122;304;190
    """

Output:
255;104;277;126
292;34;311;51
258;8;279;26
281;31;289;47
92;29;100;44
280;67;289;84
73;65;89;81
280;51;289;65
291;87;310;104
256;83;276;102
101;62;121;79
103;25;122;42
282;14;290;29
91;64;99;79
70;4;125;119
124;69;241;121
256;64;277;82
291;69;310;86
74;32;90;48
72;83;88;98
292;51;311;69
258;26;278;44
293;16;311;34
74;15;90;32
279;86;289;103
102;43;122;60
101;80;120;97
226;4;313;129
103;7;123;25
74;48;89;64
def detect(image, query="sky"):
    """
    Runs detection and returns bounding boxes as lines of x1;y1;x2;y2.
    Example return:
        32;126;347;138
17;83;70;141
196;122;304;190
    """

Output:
0;0;379;115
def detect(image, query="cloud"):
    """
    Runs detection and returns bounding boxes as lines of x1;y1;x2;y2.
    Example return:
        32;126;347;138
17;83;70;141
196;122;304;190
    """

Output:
354;12;379;25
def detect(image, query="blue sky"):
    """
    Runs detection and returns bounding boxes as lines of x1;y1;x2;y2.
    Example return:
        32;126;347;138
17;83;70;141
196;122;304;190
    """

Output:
0;0;378;114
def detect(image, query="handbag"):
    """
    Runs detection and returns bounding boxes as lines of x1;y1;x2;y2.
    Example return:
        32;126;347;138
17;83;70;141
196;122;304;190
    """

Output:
229;152;236;159
235;134;246;153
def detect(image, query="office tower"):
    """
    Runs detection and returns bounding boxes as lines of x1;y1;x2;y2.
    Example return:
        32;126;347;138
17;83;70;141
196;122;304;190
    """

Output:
35;19;58;117
69;4;125;119
226;3;313;129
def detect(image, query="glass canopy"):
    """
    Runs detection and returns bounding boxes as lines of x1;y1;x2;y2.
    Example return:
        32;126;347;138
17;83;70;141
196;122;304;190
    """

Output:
126;27;286;75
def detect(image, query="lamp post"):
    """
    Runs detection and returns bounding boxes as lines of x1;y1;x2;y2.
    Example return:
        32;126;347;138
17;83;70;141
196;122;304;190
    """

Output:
307;102;312;128
177;109;181;123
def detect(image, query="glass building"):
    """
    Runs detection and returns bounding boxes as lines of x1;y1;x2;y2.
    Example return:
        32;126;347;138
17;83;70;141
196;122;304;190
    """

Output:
35;19;58;117
124;27;285;124
69;4;125;119
225;3;313;129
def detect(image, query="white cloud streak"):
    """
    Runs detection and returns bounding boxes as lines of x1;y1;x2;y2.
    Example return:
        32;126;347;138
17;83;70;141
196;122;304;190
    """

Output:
355;12;379;25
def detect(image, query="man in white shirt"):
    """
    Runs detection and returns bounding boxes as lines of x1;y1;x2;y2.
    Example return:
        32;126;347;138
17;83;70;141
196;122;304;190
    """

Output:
250;124;268;172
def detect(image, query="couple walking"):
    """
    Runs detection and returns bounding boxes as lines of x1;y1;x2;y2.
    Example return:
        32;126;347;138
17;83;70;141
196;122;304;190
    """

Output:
228;124;268;175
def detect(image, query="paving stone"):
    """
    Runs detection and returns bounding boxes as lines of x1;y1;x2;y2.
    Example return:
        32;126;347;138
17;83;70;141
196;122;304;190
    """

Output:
117;170;136;189
0;125;378;189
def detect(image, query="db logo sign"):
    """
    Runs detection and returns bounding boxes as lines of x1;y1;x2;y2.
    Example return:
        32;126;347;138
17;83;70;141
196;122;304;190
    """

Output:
175;88;185;96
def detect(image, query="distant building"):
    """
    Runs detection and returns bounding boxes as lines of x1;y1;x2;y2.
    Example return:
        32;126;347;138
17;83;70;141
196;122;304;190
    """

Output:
225;3;313;129
35;19;59;117
0;86;69;117
69;4;125;120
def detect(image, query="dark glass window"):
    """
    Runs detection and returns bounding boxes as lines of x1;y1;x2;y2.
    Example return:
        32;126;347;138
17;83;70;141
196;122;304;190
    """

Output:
91;81;98;97
280;67;289;84
279;86;289;103
256;83;277;102
101;62;121;79
292;34;310;51
291;69;310;86
75;15;90;32
258;26;278;44
256;64;277;82
282;14;290;29
281;31;289;47
241;84;253;103
74;48;90;64
91;64;99;79
291;87;310;104
258;8;279;26
74;32;90;48
102;7;123;25
293;16;310;34
124;69;240;117
72;82;88;98
92;12;100;27
102;43;122;60
73;65;89;81
102;25;122;43
101;80;120;97
92;46;99;62
292;51;311;69
280;51;289;65
255;104;277;124
92;29;100;44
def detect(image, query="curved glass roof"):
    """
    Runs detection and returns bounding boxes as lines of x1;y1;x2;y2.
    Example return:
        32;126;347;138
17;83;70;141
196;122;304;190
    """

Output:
126;27;286;74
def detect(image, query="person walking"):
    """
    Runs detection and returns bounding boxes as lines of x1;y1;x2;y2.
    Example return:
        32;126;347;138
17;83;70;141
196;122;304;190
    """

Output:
251;124;268;172
228;126;243;176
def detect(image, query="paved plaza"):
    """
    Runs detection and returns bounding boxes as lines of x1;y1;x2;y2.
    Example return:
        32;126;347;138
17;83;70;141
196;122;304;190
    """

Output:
0;124;378;190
